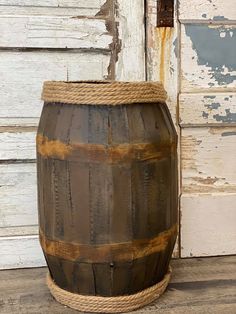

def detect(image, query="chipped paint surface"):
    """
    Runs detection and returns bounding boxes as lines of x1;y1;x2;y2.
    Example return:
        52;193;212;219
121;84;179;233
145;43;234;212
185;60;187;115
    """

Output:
182;127;236;193
179;0;236;21
179;93;236;126
146;0;178;122
181;24;236;91
179;0;236;258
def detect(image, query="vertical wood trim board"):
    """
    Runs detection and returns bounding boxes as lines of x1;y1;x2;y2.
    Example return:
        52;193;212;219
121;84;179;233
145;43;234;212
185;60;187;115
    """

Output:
146;0;180;257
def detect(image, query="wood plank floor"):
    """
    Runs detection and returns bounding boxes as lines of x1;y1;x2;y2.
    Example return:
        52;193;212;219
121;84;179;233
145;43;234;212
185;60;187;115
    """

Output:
0;256;235;314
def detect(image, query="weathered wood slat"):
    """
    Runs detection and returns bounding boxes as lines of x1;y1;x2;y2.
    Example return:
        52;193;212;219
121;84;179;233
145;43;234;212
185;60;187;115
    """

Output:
0;17;112;49
181;193;236;257
0;51;110;123
0;163;37;228
179;0;236;22
116;0;145;81
181;24;236;92
146;0;179;124
0;6;103;17
0;0;103;8
0;131;36;160
0;226;38;237
182;127;236;193
0;235;45;269
179;93;236;126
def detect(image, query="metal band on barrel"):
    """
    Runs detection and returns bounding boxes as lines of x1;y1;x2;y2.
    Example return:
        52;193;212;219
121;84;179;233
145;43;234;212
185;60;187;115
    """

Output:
39;224;177;263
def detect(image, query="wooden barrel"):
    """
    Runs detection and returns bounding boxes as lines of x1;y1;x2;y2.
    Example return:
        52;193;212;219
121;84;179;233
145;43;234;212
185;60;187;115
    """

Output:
37;81;178;312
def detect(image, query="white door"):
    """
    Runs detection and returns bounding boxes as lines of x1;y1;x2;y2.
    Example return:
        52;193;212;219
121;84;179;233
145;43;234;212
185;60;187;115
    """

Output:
0;0;145;269
147;0;236;257
179;0;236;257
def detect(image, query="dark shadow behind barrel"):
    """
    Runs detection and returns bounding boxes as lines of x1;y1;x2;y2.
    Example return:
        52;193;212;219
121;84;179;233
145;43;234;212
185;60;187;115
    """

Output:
37;81;178;300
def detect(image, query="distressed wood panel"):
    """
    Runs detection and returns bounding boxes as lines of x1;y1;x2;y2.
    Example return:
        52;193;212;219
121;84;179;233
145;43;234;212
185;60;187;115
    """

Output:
0;118;39;127
181;194;236;257
0;51;110;123
179;93;236;126
0;163;37;227
0;6;103;16
179;0;236;22
116;0;145;81
146;0;178;123
181;24;236;92
0;0;103;8
0;16;112;49
0;131;36;160
182;127;236;193
0;235;45;269
0;226;38;237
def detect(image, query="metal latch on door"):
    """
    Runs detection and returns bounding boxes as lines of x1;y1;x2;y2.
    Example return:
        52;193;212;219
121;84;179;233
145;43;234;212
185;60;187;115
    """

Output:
157;0;174;27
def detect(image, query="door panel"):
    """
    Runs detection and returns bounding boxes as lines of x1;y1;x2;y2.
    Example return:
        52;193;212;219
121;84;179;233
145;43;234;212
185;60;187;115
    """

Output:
178;0;236;257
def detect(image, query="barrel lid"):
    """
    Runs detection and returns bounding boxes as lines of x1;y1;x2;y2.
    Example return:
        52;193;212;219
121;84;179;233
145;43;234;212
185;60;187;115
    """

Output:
42;80;167;105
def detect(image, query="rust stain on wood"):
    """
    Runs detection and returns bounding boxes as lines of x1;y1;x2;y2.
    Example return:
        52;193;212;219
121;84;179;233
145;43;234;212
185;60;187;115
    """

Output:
36;134;73;160
37;135;175;163
39;224;177;263
156;27;173;84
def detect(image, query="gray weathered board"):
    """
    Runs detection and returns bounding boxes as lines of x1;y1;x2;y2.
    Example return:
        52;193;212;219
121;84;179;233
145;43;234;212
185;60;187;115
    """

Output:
0;0;145;269
0;256;235;313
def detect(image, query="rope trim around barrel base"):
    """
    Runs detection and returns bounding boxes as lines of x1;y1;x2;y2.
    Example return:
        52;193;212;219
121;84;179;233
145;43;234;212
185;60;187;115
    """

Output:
42;81;167;105
46;267;171;313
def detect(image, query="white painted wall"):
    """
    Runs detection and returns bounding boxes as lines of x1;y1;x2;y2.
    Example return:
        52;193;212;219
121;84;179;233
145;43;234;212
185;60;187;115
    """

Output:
0;0;146;269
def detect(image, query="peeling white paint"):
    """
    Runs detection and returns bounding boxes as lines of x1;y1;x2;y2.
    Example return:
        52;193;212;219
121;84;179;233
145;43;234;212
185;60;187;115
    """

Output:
179;0;236;22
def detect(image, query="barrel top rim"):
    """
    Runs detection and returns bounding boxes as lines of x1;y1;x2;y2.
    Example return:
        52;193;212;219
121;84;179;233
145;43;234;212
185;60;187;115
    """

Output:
42;80;167;106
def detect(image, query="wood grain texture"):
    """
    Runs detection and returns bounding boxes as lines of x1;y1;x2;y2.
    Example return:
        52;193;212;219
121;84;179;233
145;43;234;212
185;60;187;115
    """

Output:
146;0;179;123
0;0;104;8
0;51;110;123
181;194;236;257
115;0;145;81
179;0;236;22
0;226;38;237
181;127;236;193
0;235;45;269
181;24;236;92
0;131;36;160
0;163;37;227
0;1;106;17
0;17;112;49
179;93;236;126
0;256;236;313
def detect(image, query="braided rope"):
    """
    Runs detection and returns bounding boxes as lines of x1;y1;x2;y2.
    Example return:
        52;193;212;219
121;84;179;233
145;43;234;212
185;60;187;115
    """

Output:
47;267;171;313
42;81;167;106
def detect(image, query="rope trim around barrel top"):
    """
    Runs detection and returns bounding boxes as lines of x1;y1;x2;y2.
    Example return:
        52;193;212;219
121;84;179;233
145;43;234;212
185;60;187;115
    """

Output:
47;267;171;313
42;81;167;105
